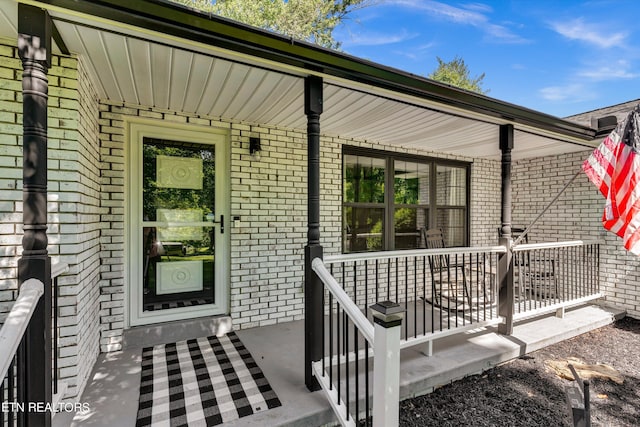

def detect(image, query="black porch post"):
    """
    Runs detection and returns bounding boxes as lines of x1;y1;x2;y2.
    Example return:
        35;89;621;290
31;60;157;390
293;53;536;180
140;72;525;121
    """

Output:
498;124;514;335
304;76;323;391
17;4;53;426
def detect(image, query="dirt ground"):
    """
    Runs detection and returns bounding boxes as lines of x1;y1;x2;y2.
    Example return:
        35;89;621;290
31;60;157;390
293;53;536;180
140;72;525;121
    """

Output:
398;317;640;427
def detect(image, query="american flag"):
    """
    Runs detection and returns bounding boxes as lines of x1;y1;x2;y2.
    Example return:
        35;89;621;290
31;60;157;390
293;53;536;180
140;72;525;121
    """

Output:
583;106;640;255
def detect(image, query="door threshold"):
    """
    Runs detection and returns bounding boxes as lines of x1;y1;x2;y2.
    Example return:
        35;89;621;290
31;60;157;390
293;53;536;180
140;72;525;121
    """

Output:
122;315;233;350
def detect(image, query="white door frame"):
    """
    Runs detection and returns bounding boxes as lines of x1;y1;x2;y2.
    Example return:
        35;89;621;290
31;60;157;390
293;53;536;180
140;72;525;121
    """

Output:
125;118;230;327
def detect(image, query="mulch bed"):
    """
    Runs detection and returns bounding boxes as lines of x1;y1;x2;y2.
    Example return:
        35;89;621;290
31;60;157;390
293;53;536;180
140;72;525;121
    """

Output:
398;317;640;426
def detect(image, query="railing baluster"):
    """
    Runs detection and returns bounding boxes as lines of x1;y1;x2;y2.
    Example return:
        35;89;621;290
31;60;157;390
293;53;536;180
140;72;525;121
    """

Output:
544;248;549;306
404;257;408;339
424;255;429;335
563;246;567;303
53;275;59;395
395;258;399;304
375;260;379;303
387;258;391;301
329;293;333;390
17;337;24;427
571;247;578;298
365;339;370;426
413;256;417;340
1;378;5;427
354;320;359;424
337;304;341;403
322;276;326;375
345;312;349;421
8;357;14;426
0;374;4;427
365;260;368;312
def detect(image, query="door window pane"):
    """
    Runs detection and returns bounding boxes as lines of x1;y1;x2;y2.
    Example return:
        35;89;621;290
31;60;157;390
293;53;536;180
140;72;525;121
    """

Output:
344;207;384;252
142;138;216;312
143;139;216;221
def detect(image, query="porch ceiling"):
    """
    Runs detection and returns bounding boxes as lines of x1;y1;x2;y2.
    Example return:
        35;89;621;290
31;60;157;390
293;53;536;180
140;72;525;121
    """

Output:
0;0;599;161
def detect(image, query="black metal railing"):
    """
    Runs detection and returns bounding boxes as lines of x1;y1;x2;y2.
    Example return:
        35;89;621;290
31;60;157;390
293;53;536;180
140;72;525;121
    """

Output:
513;240;601;317
323;246;505;344
0;279;45;426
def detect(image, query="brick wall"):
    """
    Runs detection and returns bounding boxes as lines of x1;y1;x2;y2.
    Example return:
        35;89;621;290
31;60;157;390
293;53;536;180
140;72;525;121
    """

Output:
512;151;640;318
96;101;502;340
0;42;22;317
0;39;102;400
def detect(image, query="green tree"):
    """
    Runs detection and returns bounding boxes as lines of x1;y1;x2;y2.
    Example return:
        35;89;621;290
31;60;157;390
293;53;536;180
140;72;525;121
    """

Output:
169;0;369;49
428;56;488;94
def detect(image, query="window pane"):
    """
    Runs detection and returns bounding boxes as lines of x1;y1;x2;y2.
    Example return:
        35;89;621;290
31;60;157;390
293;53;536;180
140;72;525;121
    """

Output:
344;207;384;252
142;138;215;221
394;160;429;205
344;154;385;203
436;165;466;206
436;208;465;246
394;207;428;249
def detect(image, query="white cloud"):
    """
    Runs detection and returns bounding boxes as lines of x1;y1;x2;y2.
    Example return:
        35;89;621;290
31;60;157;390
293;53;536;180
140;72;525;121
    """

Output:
341;29;418;47
388;0;528;43
578;60;639;80
539;83;595;102
549;18;627;48
461;3;493;14
392;42;436;60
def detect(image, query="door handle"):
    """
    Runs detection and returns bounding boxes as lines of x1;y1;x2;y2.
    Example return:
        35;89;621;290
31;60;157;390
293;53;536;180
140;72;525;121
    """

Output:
211;215;224;234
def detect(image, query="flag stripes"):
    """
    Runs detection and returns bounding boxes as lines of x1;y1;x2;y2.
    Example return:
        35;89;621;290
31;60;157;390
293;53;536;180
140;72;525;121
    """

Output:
583;108;640;255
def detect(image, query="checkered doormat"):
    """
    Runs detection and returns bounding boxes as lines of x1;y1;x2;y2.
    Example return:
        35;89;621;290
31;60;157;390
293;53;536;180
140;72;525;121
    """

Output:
136;331;281;426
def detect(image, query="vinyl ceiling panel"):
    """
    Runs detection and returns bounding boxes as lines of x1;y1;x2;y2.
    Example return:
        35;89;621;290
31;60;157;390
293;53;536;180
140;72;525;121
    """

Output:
0;1;17;41
0;2;597;162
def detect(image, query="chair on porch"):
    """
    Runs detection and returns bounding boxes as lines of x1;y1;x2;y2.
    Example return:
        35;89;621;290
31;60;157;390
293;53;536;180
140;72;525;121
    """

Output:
421;228;473;311
508;228;559;301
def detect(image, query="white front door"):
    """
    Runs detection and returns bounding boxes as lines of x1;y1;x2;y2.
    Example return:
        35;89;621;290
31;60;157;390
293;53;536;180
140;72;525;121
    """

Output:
127;120;229;326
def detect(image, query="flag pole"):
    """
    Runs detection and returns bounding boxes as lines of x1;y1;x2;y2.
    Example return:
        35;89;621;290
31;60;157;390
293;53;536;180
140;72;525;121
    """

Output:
512;169;582;246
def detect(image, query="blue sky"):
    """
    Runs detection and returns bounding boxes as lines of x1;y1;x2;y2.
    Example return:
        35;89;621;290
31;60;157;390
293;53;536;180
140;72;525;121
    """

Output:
333;0;640;118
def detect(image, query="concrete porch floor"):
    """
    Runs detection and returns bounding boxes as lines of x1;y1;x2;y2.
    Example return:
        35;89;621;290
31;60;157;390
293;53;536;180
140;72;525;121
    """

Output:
54;303;623;427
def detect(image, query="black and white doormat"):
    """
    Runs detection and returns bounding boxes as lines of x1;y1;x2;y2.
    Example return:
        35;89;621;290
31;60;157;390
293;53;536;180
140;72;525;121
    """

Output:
136;331;281;426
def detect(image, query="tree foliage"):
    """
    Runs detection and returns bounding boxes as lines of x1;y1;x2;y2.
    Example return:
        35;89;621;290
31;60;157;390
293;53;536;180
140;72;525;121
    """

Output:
428;56;488;94
169;0;369;49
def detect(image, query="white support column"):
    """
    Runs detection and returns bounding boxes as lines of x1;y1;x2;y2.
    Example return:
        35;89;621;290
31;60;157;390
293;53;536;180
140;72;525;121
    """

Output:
370;301;404;427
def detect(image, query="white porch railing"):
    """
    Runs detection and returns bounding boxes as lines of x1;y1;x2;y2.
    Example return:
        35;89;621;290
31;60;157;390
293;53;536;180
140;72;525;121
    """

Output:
0;279;45;426
0;279;45;380
512;240;602;319
310;240;602;425
311;258;374;427
0;263;69;426
312;245;506;426
324;246;506;347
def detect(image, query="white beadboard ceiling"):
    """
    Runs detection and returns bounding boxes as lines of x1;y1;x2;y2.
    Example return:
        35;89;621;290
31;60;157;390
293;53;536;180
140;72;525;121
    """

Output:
0;0;598;161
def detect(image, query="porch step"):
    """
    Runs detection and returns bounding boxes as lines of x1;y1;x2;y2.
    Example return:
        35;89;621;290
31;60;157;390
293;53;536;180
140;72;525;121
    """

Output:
230;303;623;427
122;315;233;349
